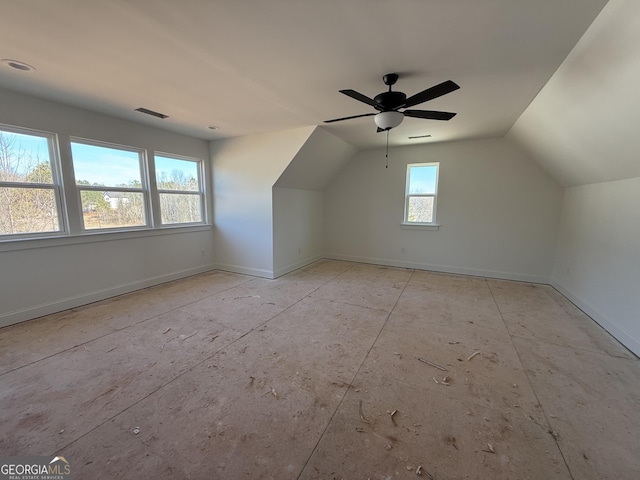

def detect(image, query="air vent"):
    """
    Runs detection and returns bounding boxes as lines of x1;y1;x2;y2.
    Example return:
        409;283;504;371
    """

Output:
408;134;432;139
135;107;168;119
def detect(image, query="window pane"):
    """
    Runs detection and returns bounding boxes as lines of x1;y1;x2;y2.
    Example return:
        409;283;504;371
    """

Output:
0;187;59;234
408;165;437;194
159;193;202;224
81;190;145;229
0;130;53;183
0;127;61;237
71;142;142;188
408;196;434;223
155;156;199;191
0;131;53;184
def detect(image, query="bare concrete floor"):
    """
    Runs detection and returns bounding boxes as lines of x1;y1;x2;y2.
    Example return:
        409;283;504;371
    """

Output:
1;260;639;479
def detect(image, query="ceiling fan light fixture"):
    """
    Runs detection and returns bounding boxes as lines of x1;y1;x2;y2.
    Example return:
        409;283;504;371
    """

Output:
374;111;403;130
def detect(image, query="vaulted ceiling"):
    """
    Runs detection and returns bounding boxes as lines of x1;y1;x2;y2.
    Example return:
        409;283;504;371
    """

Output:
508;0;640;186
0;0;608;150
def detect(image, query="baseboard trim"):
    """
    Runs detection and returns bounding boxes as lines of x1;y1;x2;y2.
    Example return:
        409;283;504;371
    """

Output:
551;278;640;357
273;254;324;278
0;264;217;329
211;263;274;279
324;253;550;284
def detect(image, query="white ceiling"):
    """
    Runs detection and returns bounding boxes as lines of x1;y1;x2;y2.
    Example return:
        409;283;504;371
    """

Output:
0;0;608;149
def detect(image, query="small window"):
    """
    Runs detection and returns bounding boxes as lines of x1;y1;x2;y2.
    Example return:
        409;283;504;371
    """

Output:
155;154;204;225
404;162;439;224
71;139;148;230
0;125;64;237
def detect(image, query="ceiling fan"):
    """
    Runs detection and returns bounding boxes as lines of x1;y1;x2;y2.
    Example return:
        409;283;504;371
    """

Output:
324;73;459;132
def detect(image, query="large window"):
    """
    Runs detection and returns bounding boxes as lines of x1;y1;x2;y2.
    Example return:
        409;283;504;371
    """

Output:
155;154;204;225
71;139;148;230
0;122;209;243
404;162;439;224
0;125;64;236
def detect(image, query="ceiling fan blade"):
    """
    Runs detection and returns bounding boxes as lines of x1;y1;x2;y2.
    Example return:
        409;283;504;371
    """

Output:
340;89;378;107
403;110;457;121
323;112;376;123
404;80;460;108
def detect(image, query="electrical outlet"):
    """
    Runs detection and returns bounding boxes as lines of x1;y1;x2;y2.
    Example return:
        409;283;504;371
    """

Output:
401;247;406;254
297;247;301;255
201;249;206;258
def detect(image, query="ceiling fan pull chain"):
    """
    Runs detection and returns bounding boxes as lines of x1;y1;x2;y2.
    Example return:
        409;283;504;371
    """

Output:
385;129;389;168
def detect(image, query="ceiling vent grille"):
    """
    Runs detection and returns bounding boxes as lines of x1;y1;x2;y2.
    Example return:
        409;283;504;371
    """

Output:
135;107;168;119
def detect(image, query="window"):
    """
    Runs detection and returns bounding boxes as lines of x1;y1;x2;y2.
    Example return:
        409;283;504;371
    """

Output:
404;162;439;224
0;125;64;237
155;153;204;225
71;139;148;230
0;122;210;244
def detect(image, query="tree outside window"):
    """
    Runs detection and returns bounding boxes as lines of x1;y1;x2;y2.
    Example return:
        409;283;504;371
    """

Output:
0;128;62;236
70;140;148;230
155;154;204;225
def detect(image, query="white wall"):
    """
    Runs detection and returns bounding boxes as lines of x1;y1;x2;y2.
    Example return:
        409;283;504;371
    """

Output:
272;127;356;277
272;188;324;277
0;230;214;327
552;178;640;356
505;0;640;354
0;88;213;327
210;127;314;278
324;137;562;282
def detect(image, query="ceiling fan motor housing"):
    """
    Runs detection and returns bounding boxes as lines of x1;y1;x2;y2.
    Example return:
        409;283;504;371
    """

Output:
374;91;406;111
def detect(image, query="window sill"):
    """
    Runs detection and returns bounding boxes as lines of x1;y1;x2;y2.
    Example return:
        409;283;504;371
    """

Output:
400;223;440;231
0;224;212;253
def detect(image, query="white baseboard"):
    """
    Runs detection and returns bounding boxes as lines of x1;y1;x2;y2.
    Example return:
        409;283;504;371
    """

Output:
324;253;550;284
273;254;324;278
213;255;323;279
551;278;640;357
211;263;274;279
0;264;216;329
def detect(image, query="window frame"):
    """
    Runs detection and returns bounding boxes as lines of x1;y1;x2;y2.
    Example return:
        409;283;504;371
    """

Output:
154;151;206;226
70;137;151;232
0;122;211;247
403;162;440;226
0;123;67;239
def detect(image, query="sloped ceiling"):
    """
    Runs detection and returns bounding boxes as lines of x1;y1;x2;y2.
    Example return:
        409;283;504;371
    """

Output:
274;128;356;191
508;0;640;187
0;0;607;150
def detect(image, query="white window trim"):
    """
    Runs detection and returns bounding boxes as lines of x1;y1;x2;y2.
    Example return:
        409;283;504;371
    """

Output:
400;222;440;230
0;124;67;239
154;151;207;226
1;123;211;244
70;137;152;231
404;161;439;226
0;223;211;253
